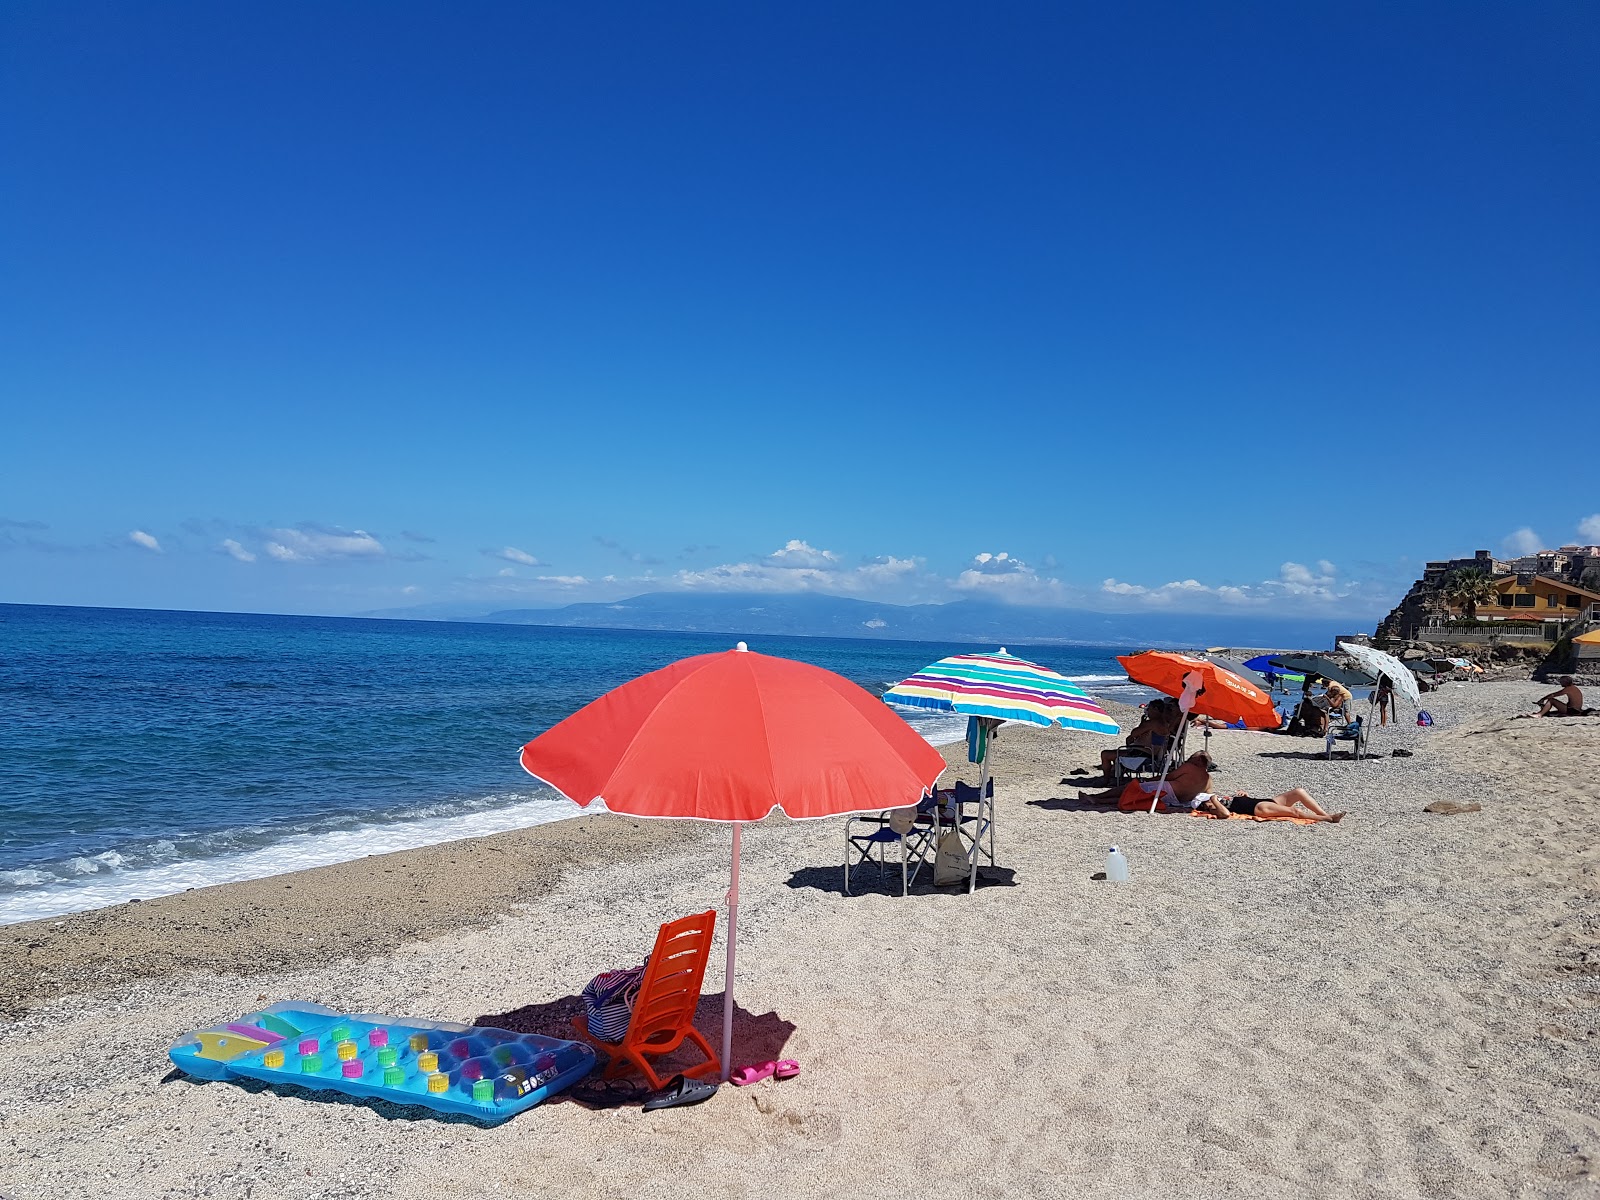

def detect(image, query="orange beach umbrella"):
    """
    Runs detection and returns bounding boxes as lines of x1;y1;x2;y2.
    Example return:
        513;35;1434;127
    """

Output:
1116;650;1280;729
519;643;947;1080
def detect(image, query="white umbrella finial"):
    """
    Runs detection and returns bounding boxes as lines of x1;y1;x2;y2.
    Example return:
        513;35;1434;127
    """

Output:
735;641;748;652
998;647;1007;654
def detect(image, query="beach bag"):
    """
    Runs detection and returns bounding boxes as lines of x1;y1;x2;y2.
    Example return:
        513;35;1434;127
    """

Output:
933;832;969;886
1416;710;1434;727
581;963;647;1042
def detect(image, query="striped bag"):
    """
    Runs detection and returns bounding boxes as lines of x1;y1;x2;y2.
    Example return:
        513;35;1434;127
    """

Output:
581;963;647;1042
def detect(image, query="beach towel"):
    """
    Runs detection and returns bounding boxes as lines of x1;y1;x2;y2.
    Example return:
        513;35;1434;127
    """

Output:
966;716;989;764
1190;810;1318;827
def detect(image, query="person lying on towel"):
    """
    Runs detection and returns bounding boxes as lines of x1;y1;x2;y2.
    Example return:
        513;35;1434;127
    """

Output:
1194;789;1346;824
1175;753;1346;823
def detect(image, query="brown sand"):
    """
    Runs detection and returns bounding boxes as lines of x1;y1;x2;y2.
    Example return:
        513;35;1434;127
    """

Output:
1;680;1596;1199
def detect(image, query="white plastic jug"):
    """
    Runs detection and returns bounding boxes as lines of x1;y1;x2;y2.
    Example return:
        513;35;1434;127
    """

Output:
1105;845;1130;883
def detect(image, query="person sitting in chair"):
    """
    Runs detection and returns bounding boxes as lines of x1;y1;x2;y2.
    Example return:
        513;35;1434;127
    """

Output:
1318;677;1354;723
1099;708;1159;777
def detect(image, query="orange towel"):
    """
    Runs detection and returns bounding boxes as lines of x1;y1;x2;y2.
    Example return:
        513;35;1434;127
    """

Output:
1190;810;1319;826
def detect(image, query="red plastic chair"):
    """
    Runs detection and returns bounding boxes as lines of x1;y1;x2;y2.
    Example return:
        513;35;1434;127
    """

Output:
572;909;720;1089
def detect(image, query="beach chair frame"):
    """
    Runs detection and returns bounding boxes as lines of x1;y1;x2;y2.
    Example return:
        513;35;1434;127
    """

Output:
844;798;939;896
572;910;720;1090
1325;714;1368;761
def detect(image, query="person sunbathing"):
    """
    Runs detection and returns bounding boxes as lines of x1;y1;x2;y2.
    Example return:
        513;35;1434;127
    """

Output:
1078;752;1214;810
1175;756;1344;822
1195;789;1346;823
1519;677;1587;718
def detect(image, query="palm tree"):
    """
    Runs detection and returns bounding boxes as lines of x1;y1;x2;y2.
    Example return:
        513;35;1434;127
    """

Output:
1442;567;1498;619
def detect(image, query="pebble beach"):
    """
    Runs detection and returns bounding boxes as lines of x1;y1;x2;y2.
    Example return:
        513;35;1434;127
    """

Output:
2;678;1597;1199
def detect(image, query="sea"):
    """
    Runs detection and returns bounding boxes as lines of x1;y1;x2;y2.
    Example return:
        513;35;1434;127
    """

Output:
0;603;1150;926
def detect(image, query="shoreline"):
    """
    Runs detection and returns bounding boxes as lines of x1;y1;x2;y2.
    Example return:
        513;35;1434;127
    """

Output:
0;679;1142;929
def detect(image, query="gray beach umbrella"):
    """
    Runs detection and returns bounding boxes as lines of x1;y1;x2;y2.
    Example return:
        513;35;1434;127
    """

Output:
1338;642;1422;707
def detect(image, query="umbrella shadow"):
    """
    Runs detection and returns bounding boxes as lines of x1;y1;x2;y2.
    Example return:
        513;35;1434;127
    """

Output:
784;864;1018;896
1028;796;1122;814
474;993;796;1077
475;992;586;1039
1254;749;1346;761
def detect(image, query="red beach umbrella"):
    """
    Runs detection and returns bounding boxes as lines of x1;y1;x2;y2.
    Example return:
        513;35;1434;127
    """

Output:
519;642;947;1080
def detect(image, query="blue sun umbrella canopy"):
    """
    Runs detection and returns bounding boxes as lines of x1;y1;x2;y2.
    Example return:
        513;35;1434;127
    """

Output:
883;649;1120;736
1242;654;1306;681
1246;653;1374;689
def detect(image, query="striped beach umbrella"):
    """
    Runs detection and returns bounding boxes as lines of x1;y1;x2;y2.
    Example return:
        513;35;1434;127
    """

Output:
882;648;1120;735
882;648;1118;893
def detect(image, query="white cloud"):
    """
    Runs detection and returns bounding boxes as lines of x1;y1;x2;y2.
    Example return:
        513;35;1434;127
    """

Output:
1102;578;1147;596
675;540;920;596
1275;561;1337;594
1578;514;1600;542
263;527;386;563
1502;527;1543;556
1098;555;1389;614
953;552;1073;603
966;551;1027;575
487;546;543;566
676;561;835;592
220;538;256;562
854;555;920;586
128;530;162;553
537;575;589;587
497;567;515;577
762;539;840;569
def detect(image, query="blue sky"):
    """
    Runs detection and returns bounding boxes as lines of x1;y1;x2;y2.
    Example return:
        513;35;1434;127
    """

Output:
2;2;1596;621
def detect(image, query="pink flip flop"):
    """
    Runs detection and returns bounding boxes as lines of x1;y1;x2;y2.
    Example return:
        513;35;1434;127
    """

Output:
730;1062;776;1087
773;1059;800;1080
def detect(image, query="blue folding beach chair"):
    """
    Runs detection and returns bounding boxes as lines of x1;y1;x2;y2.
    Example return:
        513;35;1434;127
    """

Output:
843;795;940;896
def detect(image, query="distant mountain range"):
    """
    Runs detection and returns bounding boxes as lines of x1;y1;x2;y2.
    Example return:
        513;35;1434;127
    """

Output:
356;590;1356;650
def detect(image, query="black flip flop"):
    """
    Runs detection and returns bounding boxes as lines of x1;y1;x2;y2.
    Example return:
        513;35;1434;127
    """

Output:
640;1073;719;1112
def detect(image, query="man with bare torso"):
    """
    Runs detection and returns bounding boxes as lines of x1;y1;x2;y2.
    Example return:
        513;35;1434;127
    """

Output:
1520;676;1586;718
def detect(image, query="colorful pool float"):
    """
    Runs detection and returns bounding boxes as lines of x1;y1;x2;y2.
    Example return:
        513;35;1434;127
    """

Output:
169;1001;596;1124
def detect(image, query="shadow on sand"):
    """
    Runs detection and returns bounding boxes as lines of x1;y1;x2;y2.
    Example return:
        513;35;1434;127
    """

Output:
1027;796;1124;814
784;863;1017;897
474;993;797;1085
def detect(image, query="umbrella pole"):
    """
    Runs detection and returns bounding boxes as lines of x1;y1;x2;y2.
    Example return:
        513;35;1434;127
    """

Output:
969;743;991;895
1151;671;1202;814
721;821;741;1083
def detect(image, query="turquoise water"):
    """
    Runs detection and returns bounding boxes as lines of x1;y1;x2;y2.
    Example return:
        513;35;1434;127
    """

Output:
0;603;1140;924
